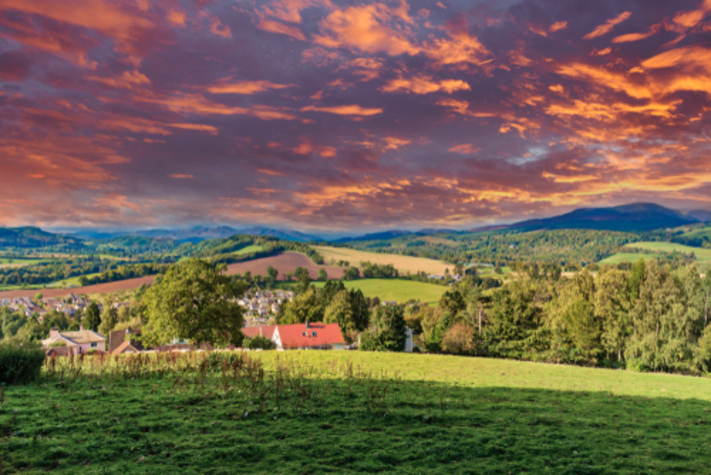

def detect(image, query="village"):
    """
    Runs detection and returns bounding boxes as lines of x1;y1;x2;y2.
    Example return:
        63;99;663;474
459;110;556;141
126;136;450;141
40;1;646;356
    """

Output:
27;287;362;357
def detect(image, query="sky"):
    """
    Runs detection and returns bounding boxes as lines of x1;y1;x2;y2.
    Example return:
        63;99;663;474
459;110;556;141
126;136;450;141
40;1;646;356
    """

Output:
1;0;711;232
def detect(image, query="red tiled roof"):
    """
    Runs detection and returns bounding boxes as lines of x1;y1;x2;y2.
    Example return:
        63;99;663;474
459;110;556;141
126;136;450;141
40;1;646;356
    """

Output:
276;322;344;349
242;325;276;340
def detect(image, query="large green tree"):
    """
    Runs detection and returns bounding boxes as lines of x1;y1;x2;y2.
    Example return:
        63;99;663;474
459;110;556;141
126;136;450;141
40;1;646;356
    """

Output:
360;305;406;352
140;259;246;347
83;302;101;332
277;287;324;325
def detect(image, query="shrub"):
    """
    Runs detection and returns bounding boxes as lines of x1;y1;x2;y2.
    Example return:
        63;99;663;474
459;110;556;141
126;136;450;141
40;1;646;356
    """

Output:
246;335;276;350
0;339;45;384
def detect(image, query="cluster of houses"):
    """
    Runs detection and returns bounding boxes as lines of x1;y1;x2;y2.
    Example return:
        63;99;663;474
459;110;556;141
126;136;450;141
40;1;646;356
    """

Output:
238;289;295;323
0;293;93;319
41;320;348;356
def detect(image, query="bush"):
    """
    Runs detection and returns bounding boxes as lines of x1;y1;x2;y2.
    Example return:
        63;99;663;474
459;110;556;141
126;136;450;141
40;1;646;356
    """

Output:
246;335;276;350
0;340;45;384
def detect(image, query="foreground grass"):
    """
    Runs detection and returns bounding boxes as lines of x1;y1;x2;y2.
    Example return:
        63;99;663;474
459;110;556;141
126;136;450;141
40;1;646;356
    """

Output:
315;246;451;275
313;278;448;303
3;352;711;474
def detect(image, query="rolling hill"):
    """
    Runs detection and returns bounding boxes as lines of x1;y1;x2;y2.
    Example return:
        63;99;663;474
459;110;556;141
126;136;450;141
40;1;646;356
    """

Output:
472;203;699;233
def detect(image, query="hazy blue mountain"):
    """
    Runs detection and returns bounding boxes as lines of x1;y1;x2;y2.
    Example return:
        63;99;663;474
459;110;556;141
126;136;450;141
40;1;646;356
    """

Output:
0;227;83;249
472;203;699;233
238;227;320;242
687;210;711;223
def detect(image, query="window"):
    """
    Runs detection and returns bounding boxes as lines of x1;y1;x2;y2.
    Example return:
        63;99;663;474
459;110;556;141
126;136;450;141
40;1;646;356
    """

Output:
91;342;97;348
312;332;316;337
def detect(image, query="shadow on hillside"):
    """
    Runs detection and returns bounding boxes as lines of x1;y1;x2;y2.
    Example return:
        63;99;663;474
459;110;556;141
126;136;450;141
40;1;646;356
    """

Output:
3;377;711;474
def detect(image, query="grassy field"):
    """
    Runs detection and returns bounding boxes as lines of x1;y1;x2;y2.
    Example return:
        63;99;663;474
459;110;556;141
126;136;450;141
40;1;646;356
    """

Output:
625;242;711;263
0;258;48;269
680;225;711;240
598;252;647;265
313;278;448;303
314;246;451;275
234;245;264;255
4;351;711;474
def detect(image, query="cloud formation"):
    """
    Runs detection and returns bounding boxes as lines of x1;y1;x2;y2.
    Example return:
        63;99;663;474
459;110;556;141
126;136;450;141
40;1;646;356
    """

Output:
2;0;711;231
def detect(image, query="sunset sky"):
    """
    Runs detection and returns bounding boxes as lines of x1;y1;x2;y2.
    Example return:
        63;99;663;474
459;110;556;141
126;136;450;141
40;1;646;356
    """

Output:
2;0;711;232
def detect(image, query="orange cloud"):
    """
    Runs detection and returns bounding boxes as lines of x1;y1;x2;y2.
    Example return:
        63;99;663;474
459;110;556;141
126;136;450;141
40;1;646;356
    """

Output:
673;0;711;28
207;80;296;94
168;9;186;27
261;0;332;24
300;104;383;116
313;4;419;56
583;11;632;39
436;98;496;117
140;93;299;120
612;24;661;43
209;16;231;38
255;18;307;40
0;0;155;65
448;143;480;154
258;168;285;176
383;137;411;150
170;174;194;179
549;21;568;32
168;123;219;135
88;70;151;90
380;76;471;94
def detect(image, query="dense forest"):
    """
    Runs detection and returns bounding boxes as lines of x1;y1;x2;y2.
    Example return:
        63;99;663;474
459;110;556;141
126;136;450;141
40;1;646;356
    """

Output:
338;229;680;266
406;259;711;374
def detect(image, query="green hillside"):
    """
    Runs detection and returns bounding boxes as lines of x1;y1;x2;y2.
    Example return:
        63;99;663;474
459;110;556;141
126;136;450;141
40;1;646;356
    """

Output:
5;352;711;474
313;278;447;303
625;242;711;263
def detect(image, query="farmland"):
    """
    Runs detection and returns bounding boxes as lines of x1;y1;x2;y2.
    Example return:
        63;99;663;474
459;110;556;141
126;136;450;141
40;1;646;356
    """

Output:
625;242;711;263
314;246;451;275
313;278;448;303
4;351;711;473
233;244;264;255
225;252;344;280
597;252;647;265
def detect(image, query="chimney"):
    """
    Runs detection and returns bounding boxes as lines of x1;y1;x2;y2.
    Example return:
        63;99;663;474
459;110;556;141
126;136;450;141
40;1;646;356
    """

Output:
50;328;59;340
80;323;84;331
305;320;310;329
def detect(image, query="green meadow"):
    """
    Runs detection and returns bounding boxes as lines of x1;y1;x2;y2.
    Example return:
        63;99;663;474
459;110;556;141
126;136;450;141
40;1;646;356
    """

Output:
4;351;711;474
598;252;647;265
313;278;448;303
234;245;265;255
625;242;711;263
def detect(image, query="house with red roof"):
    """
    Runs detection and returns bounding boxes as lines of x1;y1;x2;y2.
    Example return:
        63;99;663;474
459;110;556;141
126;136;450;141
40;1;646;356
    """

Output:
242;325;277;340
272;321;345;350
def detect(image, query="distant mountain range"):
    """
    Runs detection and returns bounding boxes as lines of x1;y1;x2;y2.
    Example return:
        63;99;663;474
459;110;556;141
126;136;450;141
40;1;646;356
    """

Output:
18;202;711;248
470;203;704;233
69;226;321;243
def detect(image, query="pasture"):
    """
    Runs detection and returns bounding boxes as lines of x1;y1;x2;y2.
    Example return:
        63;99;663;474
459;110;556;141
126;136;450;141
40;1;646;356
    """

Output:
598;252;647;265
225;252;344;280
0;258;47;269
314;246;451;275
3;351;711;474
313;278;448;303
233;244;264;255
625;242;711;263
